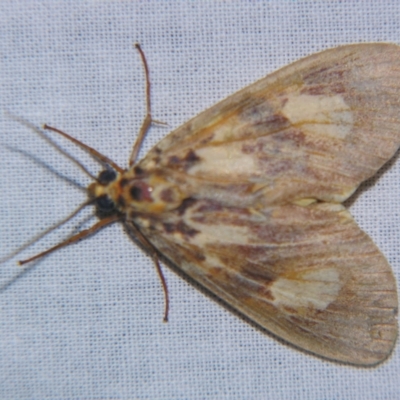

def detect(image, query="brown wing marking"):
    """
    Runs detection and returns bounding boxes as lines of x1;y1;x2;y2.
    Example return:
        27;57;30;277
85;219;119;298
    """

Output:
134;200;398;365
139;44;400;205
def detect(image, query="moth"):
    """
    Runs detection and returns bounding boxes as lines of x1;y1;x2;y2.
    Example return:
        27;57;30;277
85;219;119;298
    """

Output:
8;43;400;366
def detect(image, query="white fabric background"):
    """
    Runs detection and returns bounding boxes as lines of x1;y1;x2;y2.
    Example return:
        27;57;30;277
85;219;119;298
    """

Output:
1;1;400;399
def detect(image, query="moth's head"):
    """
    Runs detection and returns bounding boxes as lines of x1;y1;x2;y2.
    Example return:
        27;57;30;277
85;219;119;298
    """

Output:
88;169;122;218
88;167;185;217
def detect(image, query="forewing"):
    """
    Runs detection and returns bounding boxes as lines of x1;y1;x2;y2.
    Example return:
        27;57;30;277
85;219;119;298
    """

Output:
140;43;400;205
132;200;398;365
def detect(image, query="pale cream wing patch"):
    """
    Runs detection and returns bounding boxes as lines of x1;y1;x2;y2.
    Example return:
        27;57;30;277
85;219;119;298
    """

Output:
269;268;342;311
132;200;398;365
139;43;400;205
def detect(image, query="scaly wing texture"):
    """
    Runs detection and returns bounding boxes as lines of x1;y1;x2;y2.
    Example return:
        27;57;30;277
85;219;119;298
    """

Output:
140;43;400;206
133;44;400;364
132;201;397;365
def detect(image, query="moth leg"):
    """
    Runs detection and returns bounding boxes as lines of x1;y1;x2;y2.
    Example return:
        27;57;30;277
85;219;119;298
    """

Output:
129;43;154;165
18;214;120;265
0;201;89;265
43;124;124;173
152;254;169;323
128;222;170;322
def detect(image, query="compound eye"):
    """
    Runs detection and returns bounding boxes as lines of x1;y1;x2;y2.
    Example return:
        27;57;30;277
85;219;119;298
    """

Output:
98;170;117;185
95;194;115;212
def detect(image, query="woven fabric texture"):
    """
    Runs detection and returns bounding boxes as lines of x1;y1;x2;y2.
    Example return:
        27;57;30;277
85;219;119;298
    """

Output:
1;1;400;399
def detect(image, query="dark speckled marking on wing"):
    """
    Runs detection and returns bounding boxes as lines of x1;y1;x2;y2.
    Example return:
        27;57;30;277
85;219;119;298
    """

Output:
124;44;400;365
